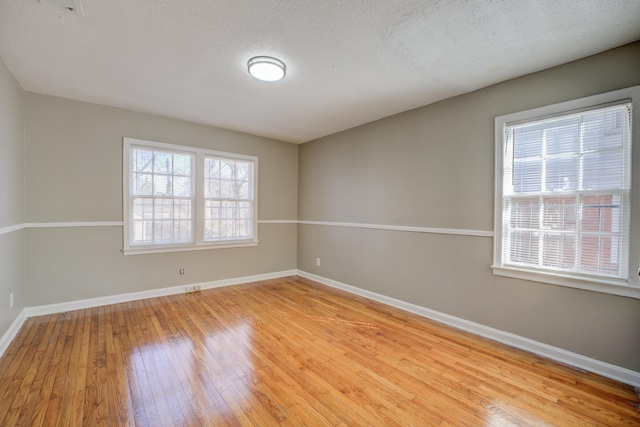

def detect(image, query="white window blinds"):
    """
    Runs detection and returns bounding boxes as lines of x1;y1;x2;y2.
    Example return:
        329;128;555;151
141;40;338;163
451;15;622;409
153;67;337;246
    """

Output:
501;102;631;279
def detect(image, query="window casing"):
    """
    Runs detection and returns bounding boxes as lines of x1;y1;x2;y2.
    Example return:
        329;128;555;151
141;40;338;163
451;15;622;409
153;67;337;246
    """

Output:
493;86;640;298
123;138;258;254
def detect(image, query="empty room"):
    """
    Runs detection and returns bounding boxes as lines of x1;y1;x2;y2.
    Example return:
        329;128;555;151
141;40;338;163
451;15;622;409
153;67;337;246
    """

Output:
1;0;639;425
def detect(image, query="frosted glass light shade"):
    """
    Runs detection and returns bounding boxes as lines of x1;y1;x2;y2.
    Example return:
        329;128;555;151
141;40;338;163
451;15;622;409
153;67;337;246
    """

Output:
248;56;286;82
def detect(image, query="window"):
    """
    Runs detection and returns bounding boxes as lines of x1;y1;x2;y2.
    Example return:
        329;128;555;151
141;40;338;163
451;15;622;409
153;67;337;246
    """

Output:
123;138;257;254
493;86;640;298
204;156;254;242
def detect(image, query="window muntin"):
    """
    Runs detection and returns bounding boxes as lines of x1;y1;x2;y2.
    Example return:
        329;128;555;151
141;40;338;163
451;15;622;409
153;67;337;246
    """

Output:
123;138;258;254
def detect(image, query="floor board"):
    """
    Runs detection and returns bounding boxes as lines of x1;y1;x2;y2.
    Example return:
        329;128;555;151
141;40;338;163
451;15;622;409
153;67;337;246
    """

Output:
0;276;638;426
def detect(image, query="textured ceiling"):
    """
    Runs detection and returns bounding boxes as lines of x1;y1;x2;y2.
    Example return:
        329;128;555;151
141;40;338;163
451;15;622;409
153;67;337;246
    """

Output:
1;1;639;143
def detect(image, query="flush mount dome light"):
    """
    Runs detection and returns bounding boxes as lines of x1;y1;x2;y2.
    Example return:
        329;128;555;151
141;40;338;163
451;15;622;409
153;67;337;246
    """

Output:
247;56;286;82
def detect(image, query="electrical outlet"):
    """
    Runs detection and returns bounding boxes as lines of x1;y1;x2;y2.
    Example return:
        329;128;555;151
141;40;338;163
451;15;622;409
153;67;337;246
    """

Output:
316;258;321;267
9;292;14;308
185;284;202;293
179;267;185;275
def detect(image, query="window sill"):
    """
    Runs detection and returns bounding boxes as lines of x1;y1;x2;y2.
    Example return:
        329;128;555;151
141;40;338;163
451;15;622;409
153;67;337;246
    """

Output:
123;241;258;256
491;265;640;299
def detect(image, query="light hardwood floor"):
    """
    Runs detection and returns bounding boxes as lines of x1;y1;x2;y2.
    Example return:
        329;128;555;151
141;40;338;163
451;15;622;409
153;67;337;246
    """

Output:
0;276;638;426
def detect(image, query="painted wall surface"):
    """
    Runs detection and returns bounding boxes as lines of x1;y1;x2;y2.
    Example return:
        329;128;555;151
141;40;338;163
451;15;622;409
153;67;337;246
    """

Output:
297;42;640;371
25;94;298;306
0;57;25;337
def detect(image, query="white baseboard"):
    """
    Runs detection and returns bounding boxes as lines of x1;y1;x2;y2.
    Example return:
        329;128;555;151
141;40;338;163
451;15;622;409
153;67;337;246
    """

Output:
297;270;640;388
0;309;27;359
25;269;297;317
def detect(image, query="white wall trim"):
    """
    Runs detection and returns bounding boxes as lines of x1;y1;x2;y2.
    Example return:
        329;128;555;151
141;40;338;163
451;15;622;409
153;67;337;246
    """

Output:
122;241;259;256
493;265;640;299
0;309;27;359
13;220;492;240
297;270;640;388
22;221;297;228
0;223;26;236
298;220;494;237
24;270;298;317
25;221;124;228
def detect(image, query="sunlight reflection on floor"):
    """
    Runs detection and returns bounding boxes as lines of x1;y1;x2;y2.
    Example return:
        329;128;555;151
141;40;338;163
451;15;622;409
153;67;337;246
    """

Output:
127;320;255;423
483;398;553;426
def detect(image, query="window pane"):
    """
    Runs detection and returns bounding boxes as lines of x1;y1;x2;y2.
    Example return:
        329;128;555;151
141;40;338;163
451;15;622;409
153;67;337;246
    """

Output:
154;152;172;174
153;221;172;243
205;179;220;198
173;154;191;175
508;197;540;229
583;109;625;151
580;234;621;276
205;158;220;179
132;173;152;196
582;151;624;190
513;160;542;193
154;199;172;219
220;161;233;179
542;233;576;269
153;175;171;196
513;125;542;159
582;195;621;233
545;157;578;191
133;149;153;172
131;198;153;244
220;180;235;198
173;176;191;197
236;162;249;180
238;181;249;199
543;196;577;231
545;117;579;155
507;231;539;265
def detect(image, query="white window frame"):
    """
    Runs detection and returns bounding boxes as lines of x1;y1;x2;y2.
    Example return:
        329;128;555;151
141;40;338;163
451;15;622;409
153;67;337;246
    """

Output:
493;86;640;299
123;137;258;255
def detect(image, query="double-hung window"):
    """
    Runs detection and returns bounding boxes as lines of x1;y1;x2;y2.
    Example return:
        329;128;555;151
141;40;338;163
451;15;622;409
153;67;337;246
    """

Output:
123;138;258;254
493;86;640;298
203;155;254;242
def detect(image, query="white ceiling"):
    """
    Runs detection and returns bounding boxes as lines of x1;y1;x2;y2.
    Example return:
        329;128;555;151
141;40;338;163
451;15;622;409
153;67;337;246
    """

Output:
1;1;639;144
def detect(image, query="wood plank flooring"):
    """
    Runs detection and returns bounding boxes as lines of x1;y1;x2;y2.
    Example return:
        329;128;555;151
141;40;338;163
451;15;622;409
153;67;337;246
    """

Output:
0;276;638;426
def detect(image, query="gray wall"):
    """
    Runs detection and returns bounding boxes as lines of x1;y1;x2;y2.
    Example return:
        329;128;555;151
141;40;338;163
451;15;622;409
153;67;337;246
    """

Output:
3;41;639;373
25;94;298;306
298;42;640;371
0;56;25;337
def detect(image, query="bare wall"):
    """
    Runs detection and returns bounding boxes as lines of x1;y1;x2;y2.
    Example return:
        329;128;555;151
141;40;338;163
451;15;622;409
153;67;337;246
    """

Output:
0;56;25;337
25;94;298;306
297;42;640;371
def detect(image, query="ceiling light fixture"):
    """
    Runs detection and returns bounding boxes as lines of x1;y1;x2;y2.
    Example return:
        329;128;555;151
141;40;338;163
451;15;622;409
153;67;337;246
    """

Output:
247;56;286;82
